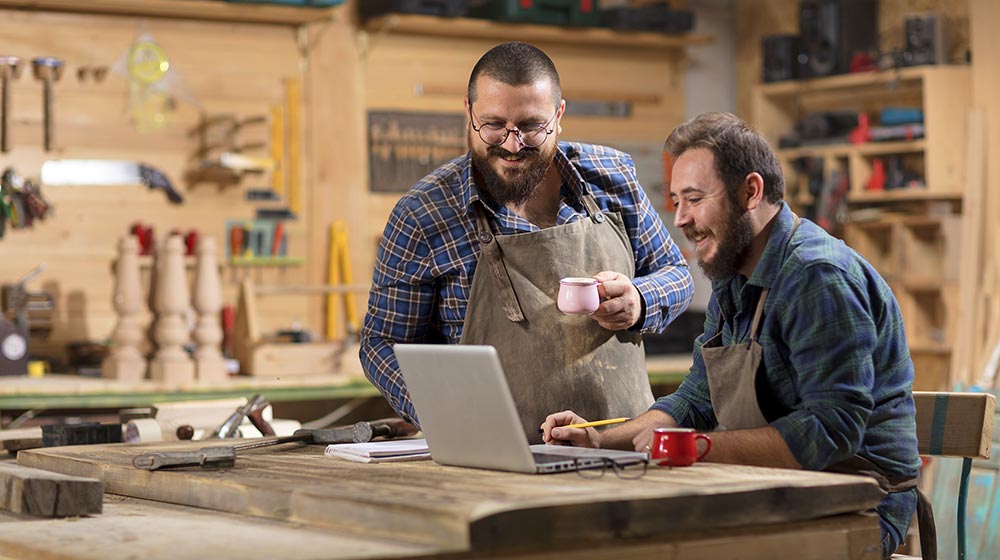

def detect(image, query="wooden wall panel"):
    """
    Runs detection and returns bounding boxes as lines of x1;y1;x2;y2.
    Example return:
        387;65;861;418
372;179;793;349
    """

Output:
0;3;690;373
0;9;310;361
358;32;686;290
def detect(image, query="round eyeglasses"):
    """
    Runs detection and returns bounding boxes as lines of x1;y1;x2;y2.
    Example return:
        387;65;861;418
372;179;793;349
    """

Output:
469;108;558;148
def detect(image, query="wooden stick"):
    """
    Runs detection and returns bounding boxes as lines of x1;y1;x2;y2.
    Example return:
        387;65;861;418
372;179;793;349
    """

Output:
951;108;985;387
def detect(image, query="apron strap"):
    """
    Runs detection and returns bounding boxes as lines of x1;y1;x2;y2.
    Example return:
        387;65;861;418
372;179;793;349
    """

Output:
471;201;525;322
827;455;936;560
579;192;607;224
748;213;803;344
748;288;769;345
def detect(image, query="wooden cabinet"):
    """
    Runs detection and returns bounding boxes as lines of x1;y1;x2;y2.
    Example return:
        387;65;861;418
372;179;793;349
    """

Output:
752;66;971;390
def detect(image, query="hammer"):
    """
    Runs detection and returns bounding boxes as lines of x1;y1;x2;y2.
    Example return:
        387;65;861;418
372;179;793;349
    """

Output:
132;421;410;470
0;56;21;153
31;57;64;152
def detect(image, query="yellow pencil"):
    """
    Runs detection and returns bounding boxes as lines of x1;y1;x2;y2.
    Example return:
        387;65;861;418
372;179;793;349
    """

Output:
564;417;630;430
539;417;631;433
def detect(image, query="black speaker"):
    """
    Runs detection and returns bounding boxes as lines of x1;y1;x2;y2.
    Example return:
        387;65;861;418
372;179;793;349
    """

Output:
798;0;878;78
903;13;948;66
762;35;800;83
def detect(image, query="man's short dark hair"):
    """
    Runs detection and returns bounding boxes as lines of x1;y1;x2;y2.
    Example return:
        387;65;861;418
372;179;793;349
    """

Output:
664;112;784;204
468;41;562;107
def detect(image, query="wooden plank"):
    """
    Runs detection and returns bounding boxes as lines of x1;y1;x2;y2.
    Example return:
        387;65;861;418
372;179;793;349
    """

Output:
17;442;883;552
0;494;879;560
0;0;338;25
0;463;102;516
0;495;434;560
363;14;713;50
914;391;996;458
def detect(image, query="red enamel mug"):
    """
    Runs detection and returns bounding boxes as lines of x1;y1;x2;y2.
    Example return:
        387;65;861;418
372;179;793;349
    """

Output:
651;427;711;467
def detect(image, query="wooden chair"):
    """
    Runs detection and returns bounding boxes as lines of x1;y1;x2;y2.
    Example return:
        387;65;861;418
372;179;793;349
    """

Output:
897;391;997;559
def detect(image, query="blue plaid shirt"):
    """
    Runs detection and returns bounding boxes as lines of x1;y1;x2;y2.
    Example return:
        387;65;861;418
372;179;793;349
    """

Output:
361;141;693;424
652;202;920;549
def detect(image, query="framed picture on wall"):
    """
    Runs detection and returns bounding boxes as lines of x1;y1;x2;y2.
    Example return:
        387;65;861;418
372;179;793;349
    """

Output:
368;111;467;193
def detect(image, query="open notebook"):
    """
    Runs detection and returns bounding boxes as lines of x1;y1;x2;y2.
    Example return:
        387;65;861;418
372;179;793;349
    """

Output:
325;439;430;463
394;344;647;474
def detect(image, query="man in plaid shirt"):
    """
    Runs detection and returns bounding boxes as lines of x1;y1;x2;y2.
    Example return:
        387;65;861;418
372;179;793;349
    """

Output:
361;42;693;442
542;113;926;558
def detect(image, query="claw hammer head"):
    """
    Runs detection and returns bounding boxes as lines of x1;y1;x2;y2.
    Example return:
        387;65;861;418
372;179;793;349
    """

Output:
31;57;64;82
0;56;22;80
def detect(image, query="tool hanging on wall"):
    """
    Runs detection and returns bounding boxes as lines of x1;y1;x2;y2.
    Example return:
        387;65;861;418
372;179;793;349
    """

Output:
0;167;52;237
0;56;22;153
188;113;276;190
40;159;183;204
326;220;360;341
111;29;200;132
284;77;301;217
31;57;64;152
0;264;55;376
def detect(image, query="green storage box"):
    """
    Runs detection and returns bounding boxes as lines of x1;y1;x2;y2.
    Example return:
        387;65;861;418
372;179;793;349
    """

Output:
468;0;600;27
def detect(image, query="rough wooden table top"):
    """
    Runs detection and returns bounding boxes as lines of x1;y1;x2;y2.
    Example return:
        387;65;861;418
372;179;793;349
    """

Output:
15;440;883;556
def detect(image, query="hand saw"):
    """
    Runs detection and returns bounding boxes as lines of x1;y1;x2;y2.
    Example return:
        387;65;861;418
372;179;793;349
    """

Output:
40;160;184;204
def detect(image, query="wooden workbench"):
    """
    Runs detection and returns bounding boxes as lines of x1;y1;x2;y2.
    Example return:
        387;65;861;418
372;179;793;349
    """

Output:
3;440;884;559
0;354;695;415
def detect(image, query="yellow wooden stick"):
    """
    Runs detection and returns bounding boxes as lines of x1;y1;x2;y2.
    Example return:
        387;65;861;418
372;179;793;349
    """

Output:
269;103;284;199
325;223;342;341
335;220;360;333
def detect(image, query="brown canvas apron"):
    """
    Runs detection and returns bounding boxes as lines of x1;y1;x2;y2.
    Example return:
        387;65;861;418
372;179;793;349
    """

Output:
460;193;653;443
701;215;936;559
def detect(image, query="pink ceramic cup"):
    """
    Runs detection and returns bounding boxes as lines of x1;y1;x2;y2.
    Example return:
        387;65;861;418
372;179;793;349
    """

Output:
558;277;601;315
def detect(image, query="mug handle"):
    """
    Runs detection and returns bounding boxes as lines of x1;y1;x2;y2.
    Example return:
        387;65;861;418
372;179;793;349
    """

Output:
695;433;712;461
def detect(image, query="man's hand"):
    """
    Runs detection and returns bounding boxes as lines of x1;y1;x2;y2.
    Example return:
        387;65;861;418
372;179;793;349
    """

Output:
592;271;643;331
540;410;602;448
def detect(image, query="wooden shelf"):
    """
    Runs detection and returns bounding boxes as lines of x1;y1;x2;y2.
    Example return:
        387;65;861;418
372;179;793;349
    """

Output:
363;13;713;50
228;256;304;267
779;140;926;160
758;66;932;97
0;0;338;25
900;275;947;292
848;189;962;203
908;342;951;355
794;187;961;207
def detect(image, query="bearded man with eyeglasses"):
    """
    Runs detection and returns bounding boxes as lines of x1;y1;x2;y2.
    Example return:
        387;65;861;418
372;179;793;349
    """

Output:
361;42;693;443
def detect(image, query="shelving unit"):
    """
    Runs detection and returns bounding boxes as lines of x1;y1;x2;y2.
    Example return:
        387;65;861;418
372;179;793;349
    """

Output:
0;0;338;24
753;66;970;391
754;66;969;203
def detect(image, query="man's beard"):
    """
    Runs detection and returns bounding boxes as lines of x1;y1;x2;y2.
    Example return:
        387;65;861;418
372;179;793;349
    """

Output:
685;200;755;281
471;144;553;206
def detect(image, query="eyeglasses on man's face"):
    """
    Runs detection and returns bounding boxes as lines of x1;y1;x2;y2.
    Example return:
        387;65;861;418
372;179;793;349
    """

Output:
469;107;558;148
574;457;649;480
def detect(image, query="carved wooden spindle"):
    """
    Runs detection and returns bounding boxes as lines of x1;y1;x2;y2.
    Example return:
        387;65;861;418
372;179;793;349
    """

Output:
149;234;195;386
193;236;226;381
102;235;147;382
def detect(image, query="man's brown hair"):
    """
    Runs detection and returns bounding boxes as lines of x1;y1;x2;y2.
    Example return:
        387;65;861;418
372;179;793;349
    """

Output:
664;112;784;203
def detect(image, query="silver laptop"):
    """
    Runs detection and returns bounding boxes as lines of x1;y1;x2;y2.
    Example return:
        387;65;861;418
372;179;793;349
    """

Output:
394;344;648;474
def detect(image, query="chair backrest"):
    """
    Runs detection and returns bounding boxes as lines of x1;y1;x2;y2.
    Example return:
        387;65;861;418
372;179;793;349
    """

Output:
913;392;996;459
909;392;997;560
